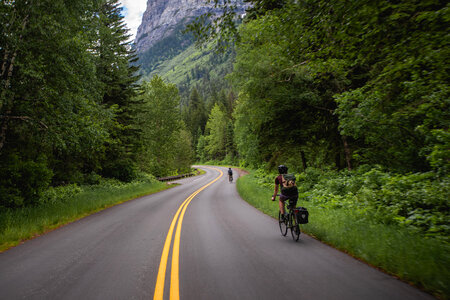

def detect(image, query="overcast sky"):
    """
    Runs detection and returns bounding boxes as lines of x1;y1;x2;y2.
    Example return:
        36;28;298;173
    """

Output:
119;0;147;41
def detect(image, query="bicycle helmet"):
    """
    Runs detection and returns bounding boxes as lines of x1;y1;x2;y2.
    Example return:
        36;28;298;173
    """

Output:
278;165;288;174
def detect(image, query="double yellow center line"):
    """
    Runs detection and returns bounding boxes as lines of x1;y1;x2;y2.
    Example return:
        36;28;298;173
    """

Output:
153;167;223;300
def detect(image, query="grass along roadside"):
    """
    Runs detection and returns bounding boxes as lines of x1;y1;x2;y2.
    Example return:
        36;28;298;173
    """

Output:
0;180;171;252
236;172;449;299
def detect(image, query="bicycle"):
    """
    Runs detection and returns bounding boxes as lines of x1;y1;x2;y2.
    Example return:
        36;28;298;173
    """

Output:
228;174;233;183
278;203;301;241
277;195;308;242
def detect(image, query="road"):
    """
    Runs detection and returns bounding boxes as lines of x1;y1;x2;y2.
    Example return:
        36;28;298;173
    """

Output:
0;166;433;299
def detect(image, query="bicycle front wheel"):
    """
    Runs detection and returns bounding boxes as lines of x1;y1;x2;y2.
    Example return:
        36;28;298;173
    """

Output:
278;211;288;236
290;213;300;241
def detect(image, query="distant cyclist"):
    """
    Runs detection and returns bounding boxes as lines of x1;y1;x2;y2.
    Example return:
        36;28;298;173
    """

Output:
271;165;298;219
228;167;233;182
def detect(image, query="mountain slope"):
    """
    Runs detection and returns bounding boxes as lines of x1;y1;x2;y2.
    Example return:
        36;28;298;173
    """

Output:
134;0;244;99
140;39;235;99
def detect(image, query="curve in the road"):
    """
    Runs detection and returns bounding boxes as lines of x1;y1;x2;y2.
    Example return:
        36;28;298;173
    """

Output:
154;167;223;300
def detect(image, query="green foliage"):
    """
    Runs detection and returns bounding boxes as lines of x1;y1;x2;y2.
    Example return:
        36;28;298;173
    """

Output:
173;127;195;174
0;175;169;252
233;93;260;167
322;0;449;171
138;31;238;163
40;184;83;205
0;154;53;207
205;103;229;159
0;0;143;205
140;39;236;102
182;87;207;145
253;166;450;240
94;0;142;182
230;6;347;171
184;0;246;52
196;134;208;162
102;158;138;183
227;0;449;174
135;76;194;176
426;129;450;176
238;170;449;297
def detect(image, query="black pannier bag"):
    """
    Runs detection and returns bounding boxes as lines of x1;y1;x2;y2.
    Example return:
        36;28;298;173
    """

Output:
294;207;309;224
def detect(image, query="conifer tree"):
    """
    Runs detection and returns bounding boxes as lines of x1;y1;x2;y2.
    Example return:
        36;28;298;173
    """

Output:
94;0;142;181
0;0;112;205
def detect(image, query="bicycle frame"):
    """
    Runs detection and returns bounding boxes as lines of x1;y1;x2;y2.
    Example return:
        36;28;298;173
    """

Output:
277;195;301;241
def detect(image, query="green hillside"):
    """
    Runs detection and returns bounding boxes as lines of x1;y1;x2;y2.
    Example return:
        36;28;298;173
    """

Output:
137;28;235;101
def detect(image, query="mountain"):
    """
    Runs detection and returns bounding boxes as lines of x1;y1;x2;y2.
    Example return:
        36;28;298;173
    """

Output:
135;0;246;53
134;0;247;99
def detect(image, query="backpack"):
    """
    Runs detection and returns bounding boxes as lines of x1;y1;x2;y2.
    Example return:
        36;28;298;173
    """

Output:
281;173;297;196
281;173;296;188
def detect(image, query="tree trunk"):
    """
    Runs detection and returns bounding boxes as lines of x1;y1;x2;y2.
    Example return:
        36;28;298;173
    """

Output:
0;110;11;152
342;135;352;171
300;150;307;170
1;50;10;79
335;152;342;170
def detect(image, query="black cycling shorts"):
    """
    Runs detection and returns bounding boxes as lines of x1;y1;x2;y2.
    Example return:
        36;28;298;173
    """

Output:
280;194;298;209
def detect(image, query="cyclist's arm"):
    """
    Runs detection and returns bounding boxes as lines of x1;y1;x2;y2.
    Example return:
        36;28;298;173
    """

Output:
272;183;279;201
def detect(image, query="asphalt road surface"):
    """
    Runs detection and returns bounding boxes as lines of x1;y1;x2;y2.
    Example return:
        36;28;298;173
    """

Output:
0;166;433;299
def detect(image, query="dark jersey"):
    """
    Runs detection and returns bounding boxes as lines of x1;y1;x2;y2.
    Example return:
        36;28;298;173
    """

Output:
275;174;283;186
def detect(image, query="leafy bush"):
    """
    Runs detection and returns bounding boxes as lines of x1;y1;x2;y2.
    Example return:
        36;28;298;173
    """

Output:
0;154;53;207
40;184;83;205
101;158;138;182
238;170;449;297
313;169;449;240
426;129;450;176
252;166;449;240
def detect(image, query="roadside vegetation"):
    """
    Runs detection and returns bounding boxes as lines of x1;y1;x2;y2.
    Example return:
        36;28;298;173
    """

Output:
0;0;195;210
237;168;449;298
1;1;448;298
0;176;170;252
191;3;449;297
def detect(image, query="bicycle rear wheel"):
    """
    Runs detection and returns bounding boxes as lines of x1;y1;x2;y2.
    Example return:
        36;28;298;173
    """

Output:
290;213;300;241
278;211;288;236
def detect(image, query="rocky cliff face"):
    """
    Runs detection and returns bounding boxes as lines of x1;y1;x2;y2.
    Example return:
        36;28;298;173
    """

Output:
135;0;246;53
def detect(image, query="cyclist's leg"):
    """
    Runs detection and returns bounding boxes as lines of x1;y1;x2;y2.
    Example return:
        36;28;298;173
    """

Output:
278;200;284;215
279;195;288;215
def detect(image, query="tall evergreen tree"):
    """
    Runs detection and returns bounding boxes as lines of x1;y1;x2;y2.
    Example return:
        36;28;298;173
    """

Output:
94;0;142;181
205;103;229;159
0;0;112;205
185;87;206;146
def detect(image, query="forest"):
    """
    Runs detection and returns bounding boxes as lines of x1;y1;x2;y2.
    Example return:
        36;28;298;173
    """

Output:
0;0;447;229
184;0;449;241
0;0;448;295
0;0;193;208
1;0;448;233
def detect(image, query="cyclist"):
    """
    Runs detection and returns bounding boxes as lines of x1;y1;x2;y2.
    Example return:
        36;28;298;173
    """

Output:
227;167;233;182
271;165;298;219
